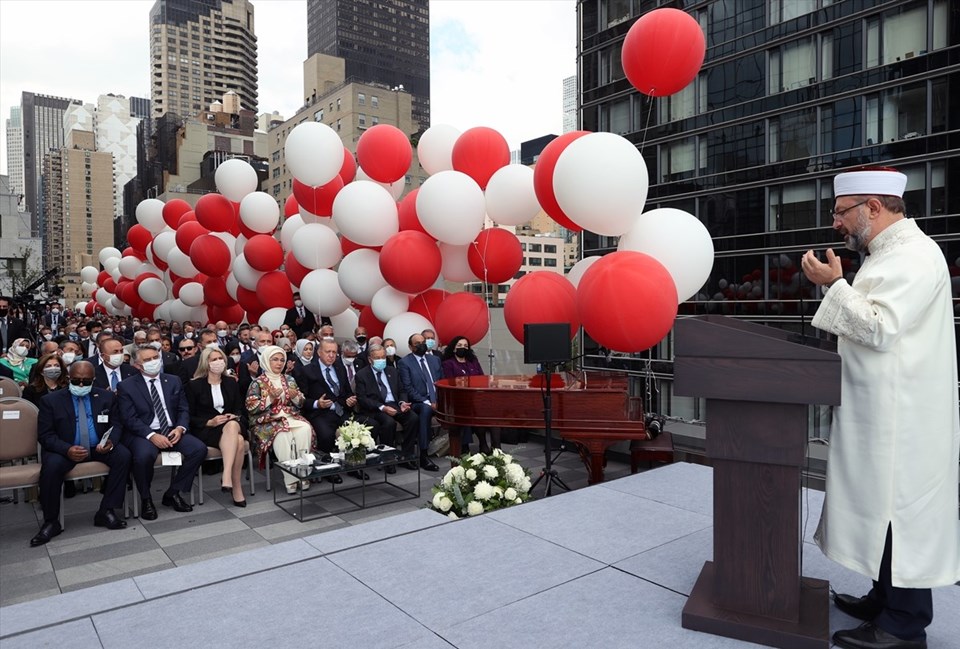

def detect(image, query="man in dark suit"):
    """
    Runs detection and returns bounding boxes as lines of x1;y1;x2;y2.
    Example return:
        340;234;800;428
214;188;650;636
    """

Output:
238;329;272;398
0;296;30;355
117;346;206;520
398;333;441;471
353;343;418;469
283;292;318;338
94;337;137;391
83;321;103;359
213;320;235;350
31;361;131;546
146;328;181;377
42;304;65;336
177;329;214;384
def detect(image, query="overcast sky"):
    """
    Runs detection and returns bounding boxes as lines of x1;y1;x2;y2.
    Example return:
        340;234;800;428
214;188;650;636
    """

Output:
0;0;576;175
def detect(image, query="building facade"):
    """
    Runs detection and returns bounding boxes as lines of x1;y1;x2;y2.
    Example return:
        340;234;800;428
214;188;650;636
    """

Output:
149;0;258;120
306;0;430;133
0;175;41;299
577;0;960;422
4;107;25;213
563;75;577;133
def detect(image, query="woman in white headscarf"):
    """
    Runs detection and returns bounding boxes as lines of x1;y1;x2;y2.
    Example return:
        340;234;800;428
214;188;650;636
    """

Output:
0;338;37;384
246;345;315;494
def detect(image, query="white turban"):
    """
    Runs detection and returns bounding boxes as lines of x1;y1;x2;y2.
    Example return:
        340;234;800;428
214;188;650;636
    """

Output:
834;168;907;198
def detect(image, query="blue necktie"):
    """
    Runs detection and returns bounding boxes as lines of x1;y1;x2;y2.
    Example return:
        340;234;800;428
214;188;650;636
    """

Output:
419;357;436;401
110;369;119;391
150;379;170;435
76;395;92;449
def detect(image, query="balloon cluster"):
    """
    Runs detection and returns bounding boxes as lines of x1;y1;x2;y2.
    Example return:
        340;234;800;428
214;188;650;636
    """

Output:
81;9;712;354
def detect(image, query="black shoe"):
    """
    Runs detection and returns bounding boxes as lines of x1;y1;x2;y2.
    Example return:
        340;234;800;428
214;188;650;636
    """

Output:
30;521;62;547
140;498;158;520
161;492;193;512
419;455;439;472
400;461;419;471
94;509;128;529
232;499;247;508
347;470;369;480
63;481;77;499
834;593;884;622
833;622;926;649
221;485;232;493
325;474;343;484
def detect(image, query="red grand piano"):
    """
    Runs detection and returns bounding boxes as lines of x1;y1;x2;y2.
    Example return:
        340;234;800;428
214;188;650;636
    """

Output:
434;372;672;483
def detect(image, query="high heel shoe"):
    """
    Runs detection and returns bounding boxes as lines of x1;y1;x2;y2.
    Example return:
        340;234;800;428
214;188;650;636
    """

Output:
233;499;247;508
221;485;232;493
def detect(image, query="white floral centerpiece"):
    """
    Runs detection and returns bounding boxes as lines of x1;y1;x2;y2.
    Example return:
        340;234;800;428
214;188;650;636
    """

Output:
336;418;376;467
429;449;533;519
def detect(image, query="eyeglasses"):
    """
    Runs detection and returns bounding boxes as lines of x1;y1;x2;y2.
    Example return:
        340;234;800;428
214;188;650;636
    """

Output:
69;378;94;386
831;200;869;220
179;346;195;351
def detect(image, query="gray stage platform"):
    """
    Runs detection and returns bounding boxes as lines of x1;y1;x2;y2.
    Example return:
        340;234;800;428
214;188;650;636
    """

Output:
1;463;957;648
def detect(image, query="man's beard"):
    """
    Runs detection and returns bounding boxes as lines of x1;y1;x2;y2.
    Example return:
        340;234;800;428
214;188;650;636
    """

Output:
842;210;872;252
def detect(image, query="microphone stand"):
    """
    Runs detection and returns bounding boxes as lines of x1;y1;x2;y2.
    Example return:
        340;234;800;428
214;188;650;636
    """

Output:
530;362;570;497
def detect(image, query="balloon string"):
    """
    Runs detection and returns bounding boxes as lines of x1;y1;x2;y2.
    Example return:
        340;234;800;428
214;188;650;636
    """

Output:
471;231;495;374
638;93;656;155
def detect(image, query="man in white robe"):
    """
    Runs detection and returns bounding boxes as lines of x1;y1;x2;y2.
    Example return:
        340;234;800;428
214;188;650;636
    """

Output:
801;167;959;649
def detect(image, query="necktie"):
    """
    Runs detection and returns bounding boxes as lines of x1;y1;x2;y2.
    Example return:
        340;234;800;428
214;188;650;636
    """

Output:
76;395;92;449
0;318;6;351
347;365;354;385
420;357;436;401
325;366;339;394
110;369;119;391
149;379;170;435
298;307;304;318
376;371;388;401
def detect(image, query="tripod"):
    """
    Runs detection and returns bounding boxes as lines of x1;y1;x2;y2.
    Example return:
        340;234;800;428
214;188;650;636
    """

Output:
530;363;570;497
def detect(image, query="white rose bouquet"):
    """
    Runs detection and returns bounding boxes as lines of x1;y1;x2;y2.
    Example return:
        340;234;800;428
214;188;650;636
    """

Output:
429;448;532;519
336;418;376;466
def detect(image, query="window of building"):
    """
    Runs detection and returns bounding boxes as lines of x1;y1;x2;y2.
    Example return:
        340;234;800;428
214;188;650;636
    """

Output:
660;81;696;122
769;37;815;93
336;119;341;131
768;0;815;25
372;115;379;125
528;243;542;253
768;108;817;163
544;258;558;267
599;42;625;85
371;95;379;108
599;96;631;134
358;93;365;105
866;4;927;68
599;0;631;29
706;121;764;172
314;108;324;121
768;181;816;231
706;52;765;110
821;22;862;80
358;113;366;126
336;98;341;111
272;167;280;178
544;244;557;253
660;137;697;182
405;175;412;185
529;257;542;266
865;82;926;144
820;97;861;153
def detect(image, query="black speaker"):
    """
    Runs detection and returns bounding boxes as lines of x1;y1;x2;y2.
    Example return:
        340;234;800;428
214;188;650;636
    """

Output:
523;323;571;364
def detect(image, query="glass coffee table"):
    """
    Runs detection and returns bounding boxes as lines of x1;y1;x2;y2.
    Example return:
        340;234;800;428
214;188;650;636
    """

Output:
272;446;422;521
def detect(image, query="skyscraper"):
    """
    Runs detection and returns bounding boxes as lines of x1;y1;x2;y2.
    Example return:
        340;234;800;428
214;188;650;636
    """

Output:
562;75;577;133
306;0;430;133
4;107;24;212
149;0;258;120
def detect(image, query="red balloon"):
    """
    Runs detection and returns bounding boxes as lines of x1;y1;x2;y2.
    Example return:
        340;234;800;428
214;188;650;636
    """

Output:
283;251;310;288
503;272;579;344
195;193;236;232
451;127;510;190
341;235;381;256
339;147;357;184
209;303;245;324
397;189;434;239
622;8;706;97
244;234;283;272
283;194;300;217
177;210;198;227
127;225;152;253
356;124;412;183
102;277;117;294
256;271;295;309
467;228;523;284
434;292;489;344
162;199;192;229
175;221;210;254
409;288;450;322
292;176;344;217
236;285;263;314
148;246;169;272
533;131;589;232
171;277;191;299
96;270;110;287
577;251;678;352
204;276;234;307
189;234;232;277
379;231;441;294
358;305;386;338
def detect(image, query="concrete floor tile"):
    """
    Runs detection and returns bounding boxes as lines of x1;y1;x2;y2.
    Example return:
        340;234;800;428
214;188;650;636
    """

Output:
49;536;161;570
55;549;172;589
0;579;142;638
1;617;103;649
150;516;249;547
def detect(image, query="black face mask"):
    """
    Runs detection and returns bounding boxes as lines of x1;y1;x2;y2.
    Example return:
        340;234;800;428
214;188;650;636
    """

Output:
356;336;367;345
0;308;7;317
413;343;427;356
455;348;469;359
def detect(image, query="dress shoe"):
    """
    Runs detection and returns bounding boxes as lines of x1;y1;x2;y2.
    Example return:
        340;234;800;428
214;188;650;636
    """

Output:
833;622;926;649
94;509;128;529
161;492;193;512
221;485;232;494
232;499;247;508
347;470;370;480
835;593;884;622
419;455;439;472
63;481;77;499
325;474;343;484
30;521;62;547
400;461;419;471
140;498;158;520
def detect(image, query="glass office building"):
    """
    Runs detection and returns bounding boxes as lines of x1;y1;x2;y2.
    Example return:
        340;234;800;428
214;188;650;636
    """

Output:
577;0;959;425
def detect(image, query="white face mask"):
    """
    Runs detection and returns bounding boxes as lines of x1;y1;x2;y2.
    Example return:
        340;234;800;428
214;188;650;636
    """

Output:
230;353;241;364
51;309;60;315
61;352;77;365
208;359;226;374
148;341;162;351
43;333;53;341
11;345;28;357
343;357;354;366
184;331;193;339
217;329;228;337
206;342;220;350
385;346;396;357
103;328;113;335
106;353;124;367
142;358;163;376
294;300;303;307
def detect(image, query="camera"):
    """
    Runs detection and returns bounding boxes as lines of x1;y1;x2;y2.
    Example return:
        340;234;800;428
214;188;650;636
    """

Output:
644;413;666;439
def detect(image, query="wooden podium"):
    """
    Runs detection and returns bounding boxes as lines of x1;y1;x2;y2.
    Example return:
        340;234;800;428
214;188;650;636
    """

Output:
674;315;841;649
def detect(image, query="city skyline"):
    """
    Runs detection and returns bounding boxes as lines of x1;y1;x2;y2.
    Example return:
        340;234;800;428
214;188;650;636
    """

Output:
0;0;576;174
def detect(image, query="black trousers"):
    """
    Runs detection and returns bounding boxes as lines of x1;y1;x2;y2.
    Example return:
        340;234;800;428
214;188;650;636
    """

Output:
122;433;206;498
869;524;933;641
366;404;418;453
39;445;131;523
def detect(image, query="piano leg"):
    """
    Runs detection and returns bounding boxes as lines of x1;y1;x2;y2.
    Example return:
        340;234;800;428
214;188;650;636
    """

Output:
573;439;613;485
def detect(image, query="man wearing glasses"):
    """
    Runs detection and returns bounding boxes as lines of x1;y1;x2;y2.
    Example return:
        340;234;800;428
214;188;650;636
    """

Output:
801;167;958;649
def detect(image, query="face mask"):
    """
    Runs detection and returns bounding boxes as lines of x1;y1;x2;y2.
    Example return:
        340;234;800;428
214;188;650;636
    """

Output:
385;346;396;357
142;358;163;376
103;328;113;335
133;322;140;328
206;342;220;350
69;383;92;398
412;343;426;356
208;359;226;374
43;333;53;341
231;329;238;336
148;341;162;351
52;309;60;315
69;332;79;341
294;300;303;307
0;308;8;317
217;329;228;337
11;345;28;357
42;366;62;379
184;332;193;339
372;359;387;371
425;339;437;350
455;348;469;359
61;352;77;365
230;353;241;364
106;353;124;367
356;335;367;345
343;357;354;366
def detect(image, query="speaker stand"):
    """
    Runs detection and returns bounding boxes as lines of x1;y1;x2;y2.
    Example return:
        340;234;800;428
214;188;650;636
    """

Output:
530;364;570;497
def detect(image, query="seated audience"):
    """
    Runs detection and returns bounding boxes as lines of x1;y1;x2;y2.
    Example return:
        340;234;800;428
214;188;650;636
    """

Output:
94;337;137;391
1;338;36;383
353;344;418;470
441;335;499;453
382;338;399;367
398;333;441;471
22;353;68;407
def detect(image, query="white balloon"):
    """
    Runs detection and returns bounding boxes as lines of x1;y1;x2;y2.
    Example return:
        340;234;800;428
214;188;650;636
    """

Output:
439;242;478;282
75;301;88;313
617;208;715;303
417;124;460;176
258;307;288;331
138;277;167;305
337;249;387;306
81;281;97;294
553;132;648;236
99;247;122;265
118;256;141;280
215;158;259;202
284;122;344;186
371;286;410;322
136;199;167;234
232;253;264;290
485;164;540;226
332;181;398;247
138;263;162;279
80;265;99;283
225;273;240;300
110;295;125;310
110;268;123;283
210;231;238;256
179;282;205;307
329;308;359;340
280;214;305;251
292;223;342;270
95;287;112;306
154;300;175;323
300;268;351;316
169;299;193;324
166;247;198;278
383;312;434;358
355;167;404;201
417;171;485;245
240;191;280;234
566;256;601;288
152;231;177;262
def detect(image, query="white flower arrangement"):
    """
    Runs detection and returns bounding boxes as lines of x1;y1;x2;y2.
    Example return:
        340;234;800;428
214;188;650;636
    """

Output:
429;448;532;519
336;418;376;464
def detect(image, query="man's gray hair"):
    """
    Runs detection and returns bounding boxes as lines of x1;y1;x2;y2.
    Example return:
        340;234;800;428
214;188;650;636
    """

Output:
366;343;384;358
342;340;360;354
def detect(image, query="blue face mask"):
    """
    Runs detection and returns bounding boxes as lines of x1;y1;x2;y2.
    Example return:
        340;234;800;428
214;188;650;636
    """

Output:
69;383;92;398
425;339;437;350
372;359;387;371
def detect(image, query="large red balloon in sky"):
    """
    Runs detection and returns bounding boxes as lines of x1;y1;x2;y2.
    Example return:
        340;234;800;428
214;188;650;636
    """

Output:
434;292;489;344
194;193;236;232
256;271;295;309
356;124;412;183
503;271;579;344
244;234;284;272
358;305;386;338
162;199;192;229
189;234;231;277
533;131;589;232
577;251;678;352
127;224;152;253
175;221;210;254
379;231;441;294
409;288;449;322
621;8;706;97
451;126;510;190
293;176;343;217
467;228;523;285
